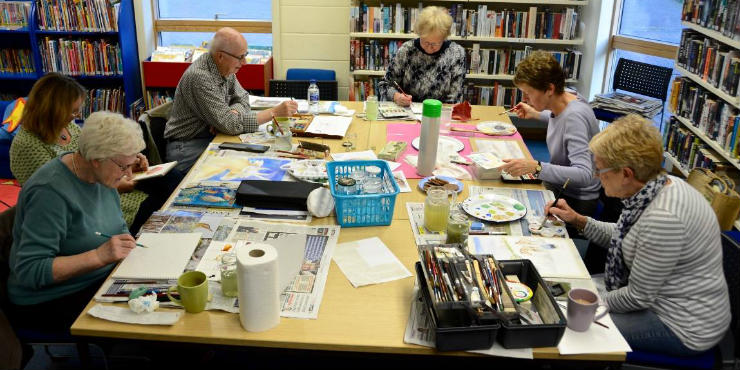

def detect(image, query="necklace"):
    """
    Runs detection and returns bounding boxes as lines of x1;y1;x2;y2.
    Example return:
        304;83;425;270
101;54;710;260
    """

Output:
71;152;79;177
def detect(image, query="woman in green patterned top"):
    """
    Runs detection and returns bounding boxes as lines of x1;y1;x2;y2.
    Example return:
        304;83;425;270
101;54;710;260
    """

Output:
9;73;179;234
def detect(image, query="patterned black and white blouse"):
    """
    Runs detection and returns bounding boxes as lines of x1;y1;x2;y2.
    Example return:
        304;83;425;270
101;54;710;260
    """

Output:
377;39;466;104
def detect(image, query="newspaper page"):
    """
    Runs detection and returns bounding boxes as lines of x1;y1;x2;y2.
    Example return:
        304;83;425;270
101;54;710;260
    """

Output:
407;187;566;246
224;220;341;319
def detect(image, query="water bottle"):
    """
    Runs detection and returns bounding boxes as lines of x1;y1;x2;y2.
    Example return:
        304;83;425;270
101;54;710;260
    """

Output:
417;99;442;176
308;79;320;115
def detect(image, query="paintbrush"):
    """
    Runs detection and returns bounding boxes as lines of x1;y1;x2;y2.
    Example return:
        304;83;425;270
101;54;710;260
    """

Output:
536;178;570;230
497;106;518;116
392;80;408;97
271;115;285;135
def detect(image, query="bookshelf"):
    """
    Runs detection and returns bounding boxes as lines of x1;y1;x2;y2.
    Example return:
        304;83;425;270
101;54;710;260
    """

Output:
0;0;142;117
663;151;691;177
348;1;585;103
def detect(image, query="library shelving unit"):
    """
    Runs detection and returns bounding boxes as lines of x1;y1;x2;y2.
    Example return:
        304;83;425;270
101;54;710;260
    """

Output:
141;57;273;110
0;0;141;116
348;0;587;102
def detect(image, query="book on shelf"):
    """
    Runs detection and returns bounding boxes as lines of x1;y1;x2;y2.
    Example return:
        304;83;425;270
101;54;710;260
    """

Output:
351;3;579;40
0;1;30;30
678;29;740;96
38;37;122;76
0;49;34;74
464;81;524;108
349;39;404;72
36;0;119;32
81;87;125;116
664;116;733;171
464;45;582;80
681;0;740;40
350;77;380;102
145;89;174;110
670;76;740;157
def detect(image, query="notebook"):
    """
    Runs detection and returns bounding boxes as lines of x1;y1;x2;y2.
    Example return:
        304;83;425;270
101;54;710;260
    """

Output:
132;161;178;181
111;232;202;280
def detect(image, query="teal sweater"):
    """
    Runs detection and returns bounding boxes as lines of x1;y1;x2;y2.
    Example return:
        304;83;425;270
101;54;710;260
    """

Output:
8;156;127;305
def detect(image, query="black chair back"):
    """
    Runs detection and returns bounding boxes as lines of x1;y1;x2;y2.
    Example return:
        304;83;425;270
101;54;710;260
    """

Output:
269;80;339;101
612;58;673;102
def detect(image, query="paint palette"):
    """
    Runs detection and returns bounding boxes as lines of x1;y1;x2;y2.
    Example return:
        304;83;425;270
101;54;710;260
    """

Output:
461;194;527;222
379;106;411;118
476;121;517;135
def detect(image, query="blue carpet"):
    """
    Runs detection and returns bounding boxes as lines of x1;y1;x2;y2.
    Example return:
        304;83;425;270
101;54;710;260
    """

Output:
523;140;550;162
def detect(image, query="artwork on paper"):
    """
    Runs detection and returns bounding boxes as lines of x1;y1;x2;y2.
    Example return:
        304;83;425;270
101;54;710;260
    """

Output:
191;156;290;182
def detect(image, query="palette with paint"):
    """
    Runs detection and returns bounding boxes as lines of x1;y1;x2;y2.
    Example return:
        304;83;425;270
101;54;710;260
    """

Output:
461;194;527;222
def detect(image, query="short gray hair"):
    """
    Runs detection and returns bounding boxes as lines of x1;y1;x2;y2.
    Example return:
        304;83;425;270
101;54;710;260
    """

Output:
78;111;145;160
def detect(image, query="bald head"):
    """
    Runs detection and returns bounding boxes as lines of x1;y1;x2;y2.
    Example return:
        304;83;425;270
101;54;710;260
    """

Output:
210;27;247;56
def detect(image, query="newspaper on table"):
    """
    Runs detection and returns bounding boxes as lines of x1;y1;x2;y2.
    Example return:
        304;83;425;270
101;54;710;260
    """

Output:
590;91;662;118
403;285;533;359
407;187;567;246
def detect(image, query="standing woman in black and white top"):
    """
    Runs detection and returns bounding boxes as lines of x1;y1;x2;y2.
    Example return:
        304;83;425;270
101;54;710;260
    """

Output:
377;6;466;106
546;114;730;356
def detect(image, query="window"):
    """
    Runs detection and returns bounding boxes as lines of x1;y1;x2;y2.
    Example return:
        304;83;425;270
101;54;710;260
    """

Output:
153;0;273;50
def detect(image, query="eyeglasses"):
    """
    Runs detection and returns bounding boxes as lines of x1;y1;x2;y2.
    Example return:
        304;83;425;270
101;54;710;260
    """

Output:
109;158;135;173
420;40;444;48
220;49;248;62
593;167;615;177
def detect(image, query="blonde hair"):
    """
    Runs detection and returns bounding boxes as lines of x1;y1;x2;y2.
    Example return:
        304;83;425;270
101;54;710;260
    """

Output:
513;51;566;94
20;72;85;144
589;114;664;182
78;111;145;161
414;6;453;38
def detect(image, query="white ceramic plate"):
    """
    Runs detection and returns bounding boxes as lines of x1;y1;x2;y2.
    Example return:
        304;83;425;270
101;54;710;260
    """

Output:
280;160;328;183
411;136;465;153
476;121;517;135
461;193;527;222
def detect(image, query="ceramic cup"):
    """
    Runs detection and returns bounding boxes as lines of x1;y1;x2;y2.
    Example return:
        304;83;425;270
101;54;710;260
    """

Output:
167;271;209;313
566;288;609;331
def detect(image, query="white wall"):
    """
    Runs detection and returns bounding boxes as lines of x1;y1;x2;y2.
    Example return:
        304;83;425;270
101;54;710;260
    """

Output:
273;0;351;100
576;0;615;100
133;0;156;95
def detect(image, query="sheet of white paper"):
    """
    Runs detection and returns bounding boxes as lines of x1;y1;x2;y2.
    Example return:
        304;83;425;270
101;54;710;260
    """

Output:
557;311;632;355
194;241;235;281
87;304;182;325
112;233;202;280
392;171;412;192
306;115;352;137
331;150;377;161
333;237;411;288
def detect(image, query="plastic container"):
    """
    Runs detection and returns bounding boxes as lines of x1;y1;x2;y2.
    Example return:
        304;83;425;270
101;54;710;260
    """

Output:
496;259;567;349
415;262;500;351
308;79;320;115
327;160;399;227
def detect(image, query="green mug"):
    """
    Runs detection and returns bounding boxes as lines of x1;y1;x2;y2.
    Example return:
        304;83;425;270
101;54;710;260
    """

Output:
167;271;209;313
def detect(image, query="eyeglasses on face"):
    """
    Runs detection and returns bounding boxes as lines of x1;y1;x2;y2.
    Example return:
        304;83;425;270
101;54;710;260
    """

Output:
109;158;135;172
593;167;615;177
220;49;248;61
420;40;444;48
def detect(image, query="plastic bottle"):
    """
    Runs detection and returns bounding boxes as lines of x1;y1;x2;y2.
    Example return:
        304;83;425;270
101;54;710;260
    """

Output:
308;79;320;115
417;99;442;176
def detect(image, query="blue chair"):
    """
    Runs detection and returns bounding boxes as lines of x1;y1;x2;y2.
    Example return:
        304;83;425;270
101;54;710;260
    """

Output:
286;68;336;81
622;232;739;370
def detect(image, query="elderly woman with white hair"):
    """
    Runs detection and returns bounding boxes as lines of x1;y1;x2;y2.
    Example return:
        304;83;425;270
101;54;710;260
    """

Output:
7;111;145;331
377;6;466;106
546;114;730;356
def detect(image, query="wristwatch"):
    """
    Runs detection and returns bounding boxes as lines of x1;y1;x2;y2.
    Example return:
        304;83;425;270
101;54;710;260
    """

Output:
534;161;542;177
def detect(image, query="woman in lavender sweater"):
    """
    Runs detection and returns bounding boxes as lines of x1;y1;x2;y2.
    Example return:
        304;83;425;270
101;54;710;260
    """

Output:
499;51;601;217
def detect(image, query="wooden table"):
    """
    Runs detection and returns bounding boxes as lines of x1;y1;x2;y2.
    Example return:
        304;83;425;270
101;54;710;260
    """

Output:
71;102;625;362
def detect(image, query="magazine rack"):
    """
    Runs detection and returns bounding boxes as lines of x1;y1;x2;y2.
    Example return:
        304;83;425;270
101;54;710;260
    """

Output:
593;58;673;123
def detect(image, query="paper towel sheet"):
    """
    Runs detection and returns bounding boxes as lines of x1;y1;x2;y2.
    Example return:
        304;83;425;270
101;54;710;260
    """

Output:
87;304;182;325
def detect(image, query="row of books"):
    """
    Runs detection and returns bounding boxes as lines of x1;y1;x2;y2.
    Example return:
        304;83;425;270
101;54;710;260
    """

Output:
664;117;732;171
0;49;34;74
681;0;740;41
670;76;740;156
38;37;122;76
145;89;174;111
677;29;740;96
0;1;30;30
350;77;380;102
81;87;125;117
36;0;119;32
464;82;524;108
349;39;404;71
466;45;582;80
350;3;579;40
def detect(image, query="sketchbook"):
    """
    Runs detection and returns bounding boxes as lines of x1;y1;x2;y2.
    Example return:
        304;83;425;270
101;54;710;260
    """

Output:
111;232;202;280
132;161;178;181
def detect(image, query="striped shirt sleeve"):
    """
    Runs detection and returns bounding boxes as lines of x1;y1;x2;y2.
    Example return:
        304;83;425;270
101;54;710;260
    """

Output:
182;70;257;136
583;217;616;248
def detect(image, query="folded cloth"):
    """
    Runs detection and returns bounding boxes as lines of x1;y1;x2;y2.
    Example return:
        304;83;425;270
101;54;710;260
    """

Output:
452;101;472;121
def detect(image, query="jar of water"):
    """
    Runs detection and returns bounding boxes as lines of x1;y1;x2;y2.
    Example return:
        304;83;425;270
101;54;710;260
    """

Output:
220;253;238;297
424;186;450;232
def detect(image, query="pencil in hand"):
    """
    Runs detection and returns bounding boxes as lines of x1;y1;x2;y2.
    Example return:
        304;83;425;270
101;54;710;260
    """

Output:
95;231;148;248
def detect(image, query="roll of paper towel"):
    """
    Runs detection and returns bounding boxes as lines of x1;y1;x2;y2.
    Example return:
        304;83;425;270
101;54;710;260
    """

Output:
236;243;280;332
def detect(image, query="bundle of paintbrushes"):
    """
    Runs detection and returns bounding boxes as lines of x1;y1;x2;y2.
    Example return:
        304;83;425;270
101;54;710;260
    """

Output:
418;245;519;325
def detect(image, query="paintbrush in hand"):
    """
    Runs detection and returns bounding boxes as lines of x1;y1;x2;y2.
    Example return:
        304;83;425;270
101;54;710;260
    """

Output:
536;178;570;230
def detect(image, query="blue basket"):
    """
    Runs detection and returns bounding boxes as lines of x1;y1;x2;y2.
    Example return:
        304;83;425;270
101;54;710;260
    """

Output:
326;160;400;227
